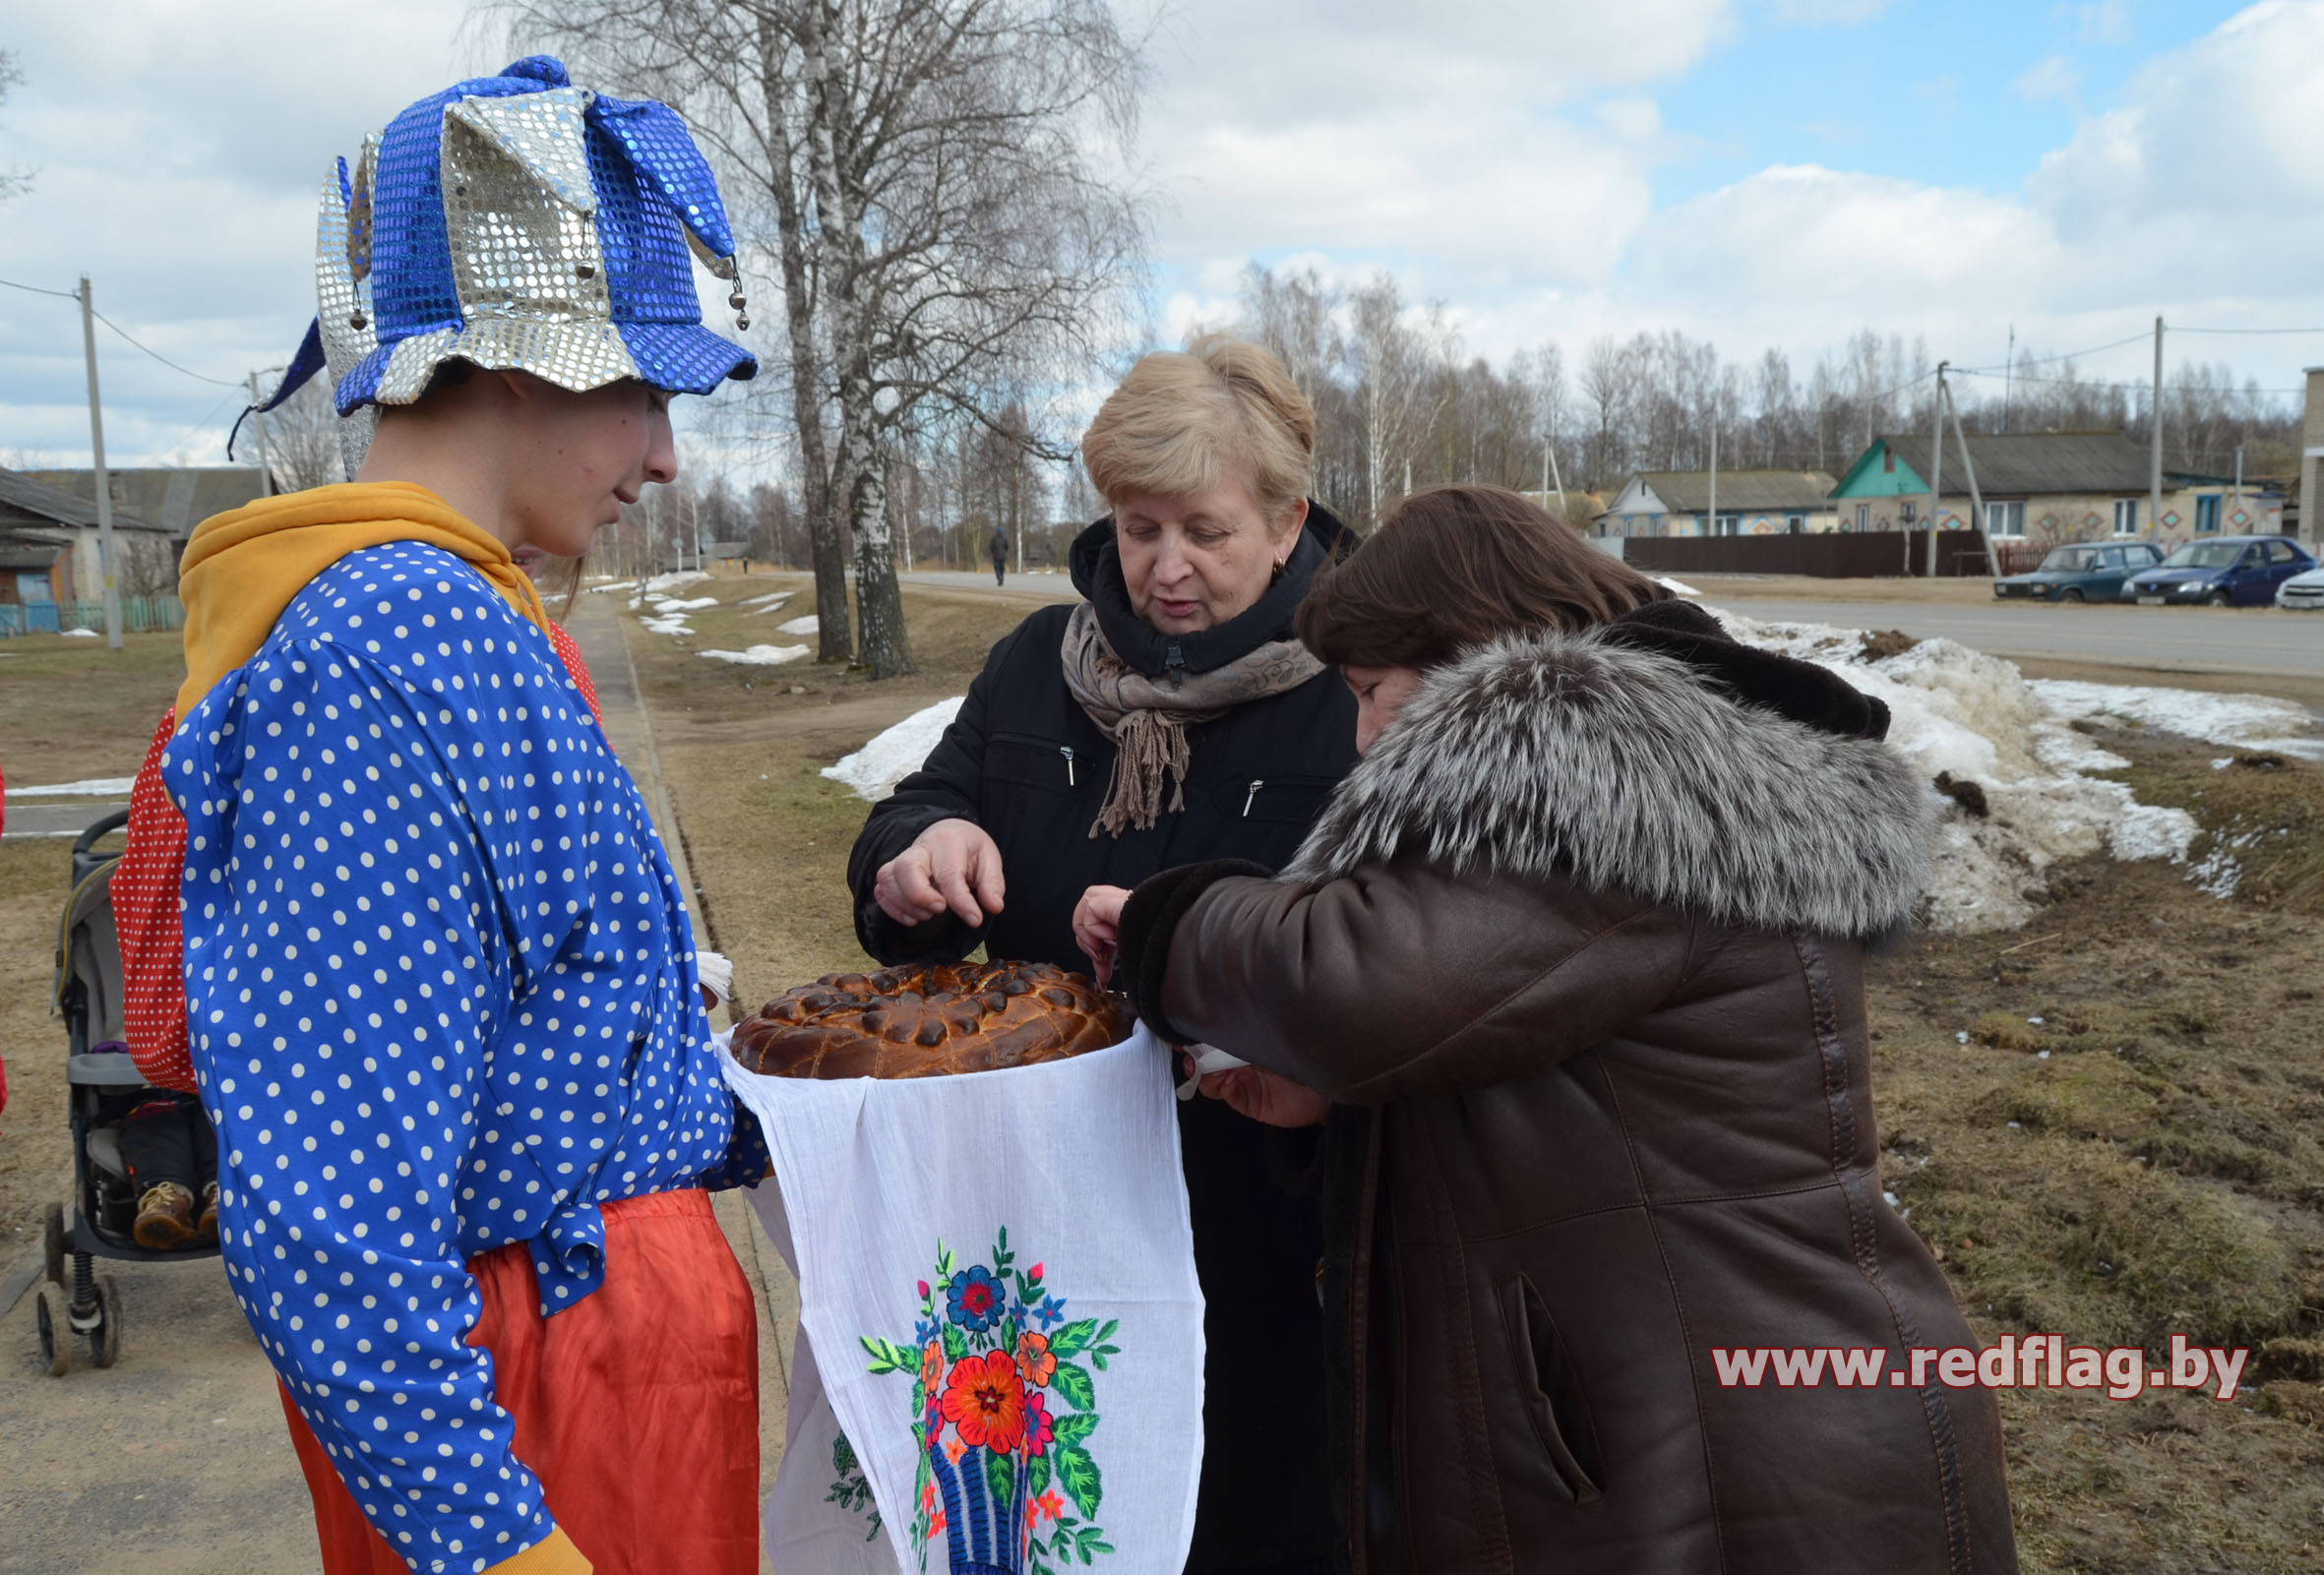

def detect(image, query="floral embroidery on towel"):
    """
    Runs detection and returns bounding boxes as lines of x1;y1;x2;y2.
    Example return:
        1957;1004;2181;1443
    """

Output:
864;1229;1120;1573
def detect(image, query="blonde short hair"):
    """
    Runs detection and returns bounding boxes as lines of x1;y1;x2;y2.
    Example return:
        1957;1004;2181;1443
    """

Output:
1081;333;1316;521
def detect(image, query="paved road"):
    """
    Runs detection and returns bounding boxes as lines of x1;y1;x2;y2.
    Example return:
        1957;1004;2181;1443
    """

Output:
1704;598;2323;679
3;799;128;841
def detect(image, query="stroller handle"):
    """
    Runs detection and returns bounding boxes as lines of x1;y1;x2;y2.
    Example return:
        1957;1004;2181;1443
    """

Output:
75;808;131;857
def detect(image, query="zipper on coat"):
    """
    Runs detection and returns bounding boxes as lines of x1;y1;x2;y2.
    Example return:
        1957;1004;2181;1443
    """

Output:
1061;746;1077;788
1243;779;1263;817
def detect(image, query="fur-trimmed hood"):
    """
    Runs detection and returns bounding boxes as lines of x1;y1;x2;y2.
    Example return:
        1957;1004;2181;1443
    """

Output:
1282;628;1932;938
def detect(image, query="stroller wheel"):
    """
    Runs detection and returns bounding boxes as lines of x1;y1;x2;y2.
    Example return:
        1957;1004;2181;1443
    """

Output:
43;1202;66;1288
88;1275;124;1368
35;1283;70;1376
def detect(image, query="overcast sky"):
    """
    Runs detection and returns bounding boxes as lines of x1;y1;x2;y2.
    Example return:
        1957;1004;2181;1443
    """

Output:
2;0;2318;474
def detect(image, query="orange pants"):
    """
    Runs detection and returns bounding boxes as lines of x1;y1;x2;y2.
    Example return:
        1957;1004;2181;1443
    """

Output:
281;1188;760;1574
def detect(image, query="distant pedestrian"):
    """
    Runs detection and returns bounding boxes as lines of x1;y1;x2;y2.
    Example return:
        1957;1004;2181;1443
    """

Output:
991;522;1009;584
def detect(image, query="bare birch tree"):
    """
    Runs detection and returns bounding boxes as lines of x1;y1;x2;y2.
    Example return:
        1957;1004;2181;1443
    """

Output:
486;0;1150;677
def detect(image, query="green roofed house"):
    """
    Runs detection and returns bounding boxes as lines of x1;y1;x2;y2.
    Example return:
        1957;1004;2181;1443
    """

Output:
1828;430;2279;548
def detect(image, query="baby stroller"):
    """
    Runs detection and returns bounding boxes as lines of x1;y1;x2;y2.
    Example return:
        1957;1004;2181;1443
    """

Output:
31;806;219;1374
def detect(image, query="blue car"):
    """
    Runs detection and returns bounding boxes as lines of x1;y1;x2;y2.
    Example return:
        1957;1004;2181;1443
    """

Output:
2125;535;2317;607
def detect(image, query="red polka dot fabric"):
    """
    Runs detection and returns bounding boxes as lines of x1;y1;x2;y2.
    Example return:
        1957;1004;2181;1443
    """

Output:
116;615;602;1096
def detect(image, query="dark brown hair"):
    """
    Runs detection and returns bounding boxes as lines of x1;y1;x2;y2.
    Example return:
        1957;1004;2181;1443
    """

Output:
1296;484;1670;669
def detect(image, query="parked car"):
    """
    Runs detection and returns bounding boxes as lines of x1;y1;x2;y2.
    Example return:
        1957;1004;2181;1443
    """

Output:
2125;535;2317;607
2279;562;2324;611
1993;541;2162;602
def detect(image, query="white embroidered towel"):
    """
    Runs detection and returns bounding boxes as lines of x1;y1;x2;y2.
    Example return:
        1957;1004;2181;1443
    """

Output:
723;1023;1205;1575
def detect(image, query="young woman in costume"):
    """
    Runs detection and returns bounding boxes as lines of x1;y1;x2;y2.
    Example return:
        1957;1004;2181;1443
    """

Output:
166;57;764;1575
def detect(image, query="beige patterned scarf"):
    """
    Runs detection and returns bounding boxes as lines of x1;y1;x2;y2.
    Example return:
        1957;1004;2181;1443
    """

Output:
1060;601;1325;838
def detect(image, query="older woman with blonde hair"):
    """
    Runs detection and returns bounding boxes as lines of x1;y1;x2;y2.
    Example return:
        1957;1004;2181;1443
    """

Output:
846;334;1354;1571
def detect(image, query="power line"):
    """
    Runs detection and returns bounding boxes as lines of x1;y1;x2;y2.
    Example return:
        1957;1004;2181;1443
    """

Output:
0;273;80;300
2174;325;2324;335
2;273;244;386
89;309;243;388
1956;332;2151;375
1950;364;2309;397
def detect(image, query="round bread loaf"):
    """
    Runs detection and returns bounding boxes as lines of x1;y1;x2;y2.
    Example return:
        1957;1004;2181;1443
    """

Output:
734;961;1132;1079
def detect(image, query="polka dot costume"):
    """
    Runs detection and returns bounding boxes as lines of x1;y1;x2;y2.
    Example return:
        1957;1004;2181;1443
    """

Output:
165;543;732;1575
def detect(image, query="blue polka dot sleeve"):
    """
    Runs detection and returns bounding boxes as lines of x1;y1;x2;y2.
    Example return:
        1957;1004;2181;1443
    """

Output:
166;545;735;1574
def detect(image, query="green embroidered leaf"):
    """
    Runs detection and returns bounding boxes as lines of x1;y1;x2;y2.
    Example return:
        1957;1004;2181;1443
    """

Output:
832;1431;858;1473
1052;1526;1075;1556
1048;1318;1099;1357
1028;1449;1052;1501
1056;1443;1103;1519
984;1442;1016;1509
1073;1526;1114;1563
861;1336;911;1375
1052;1412;1098;1447
1050;1359;1096;1412
942;1323;968;1363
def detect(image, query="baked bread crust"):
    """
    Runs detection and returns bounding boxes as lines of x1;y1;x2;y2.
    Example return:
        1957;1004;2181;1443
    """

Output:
734;961;1132;1079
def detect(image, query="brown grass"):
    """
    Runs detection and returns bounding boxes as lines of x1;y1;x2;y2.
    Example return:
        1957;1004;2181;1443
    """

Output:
0;632;181;783
1870;733;2324;1570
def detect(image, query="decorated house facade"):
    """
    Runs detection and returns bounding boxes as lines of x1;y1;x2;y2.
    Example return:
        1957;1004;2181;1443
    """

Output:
1828;431;2277;547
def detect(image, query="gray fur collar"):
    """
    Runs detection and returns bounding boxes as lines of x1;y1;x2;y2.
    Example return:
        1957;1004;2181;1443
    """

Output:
1284;629;1932;938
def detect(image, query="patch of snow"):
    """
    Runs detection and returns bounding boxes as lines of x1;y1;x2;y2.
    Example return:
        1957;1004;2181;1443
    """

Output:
697;643;809;667
1710;609;2302;931
641;616;694;636
61;627;98;637
2026;680;2323;762
12;776;137;798
642;570;709;593
775;615;819;636
649;595;719;613
821;697;965;802
737;591;793;609
1653;576;1702;597
584;579;638;594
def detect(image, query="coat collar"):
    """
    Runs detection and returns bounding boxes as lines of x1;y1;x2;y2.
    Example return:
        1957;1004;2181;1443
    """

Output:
1283;627;1933;938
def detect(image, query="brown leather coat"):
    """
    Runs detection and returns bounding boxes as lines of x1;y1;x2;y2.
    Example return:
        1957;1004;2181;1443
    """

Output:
1120;627;2017;1575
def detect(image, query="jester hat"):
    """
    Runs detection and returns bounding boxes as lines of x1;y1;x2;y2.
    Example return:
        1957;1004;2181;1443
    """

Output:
263;55;755;429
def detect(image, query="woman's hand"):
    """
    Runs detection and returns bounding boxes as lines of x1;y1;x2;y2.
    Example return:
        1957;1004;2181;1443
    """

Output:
1199;1064;1329;1128
874;818;1007;928
1072;884;1132;985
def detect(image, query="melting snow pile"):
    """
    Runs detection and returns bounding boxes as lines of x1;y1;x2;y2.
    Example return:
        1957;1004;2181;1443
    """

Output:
641;570;709;594
1714;611;2319;932
698;643;809;667
822;697;964;801
775;615;819;636
1653;576;1702;597
738;591;793;611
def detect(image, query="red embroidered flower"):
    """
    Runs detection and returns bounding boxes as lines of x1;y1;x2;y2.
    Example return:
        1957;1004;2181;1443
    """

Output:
1016;1330;1056;1389
941;1350;1026;1452
1035;1489;1066;1524
1021;1389;1055;1458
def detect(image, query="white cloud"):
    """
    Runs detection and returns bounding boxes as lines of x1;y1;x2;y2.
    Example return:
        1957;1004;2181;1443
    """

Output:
2013;53;2082;105
2073;0;2134;45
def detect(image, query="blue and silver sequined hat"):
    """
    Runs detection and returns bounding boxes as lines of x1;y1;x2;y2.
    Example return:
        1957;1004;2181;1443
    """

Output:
264;56;756;422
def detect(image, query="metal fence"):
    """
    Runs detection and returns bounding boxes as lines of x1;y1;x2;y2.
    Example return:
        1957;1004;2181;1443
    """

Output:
1621;530;1997;579
0;595;185;637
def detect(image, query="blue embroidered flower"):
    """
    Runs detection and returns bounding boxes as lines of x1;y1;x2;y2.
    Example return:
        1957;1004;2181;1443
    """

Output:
915;1317;940;1346
1032;1295;1067;1329
948;1265;1004;1331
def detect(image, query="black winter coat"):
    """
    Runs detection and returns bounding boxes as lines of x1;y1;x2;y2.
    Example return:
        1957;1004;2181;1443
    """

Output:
848;508;1361;1571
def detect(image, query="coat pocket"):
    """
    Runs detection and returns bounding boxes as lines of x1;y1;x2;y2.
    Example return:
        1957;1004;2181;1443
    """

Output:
1498;1274;1606;1506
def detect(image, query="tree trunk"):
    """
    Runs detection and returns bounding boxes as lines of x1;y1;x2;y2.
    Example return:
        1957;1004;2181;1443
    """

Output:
800;0;914;676
755;13;851;663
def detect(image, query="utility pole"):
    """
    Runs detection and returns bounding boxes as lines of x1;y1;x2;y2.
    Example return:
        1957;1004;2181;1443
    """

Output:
1707;407;1718;537
76;276;123;649
2002;324;2015;435
1543;428;1566;517
247;371;274;496
2150;316;2164;540
1943;377;1996;577
1925;363;1948;577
